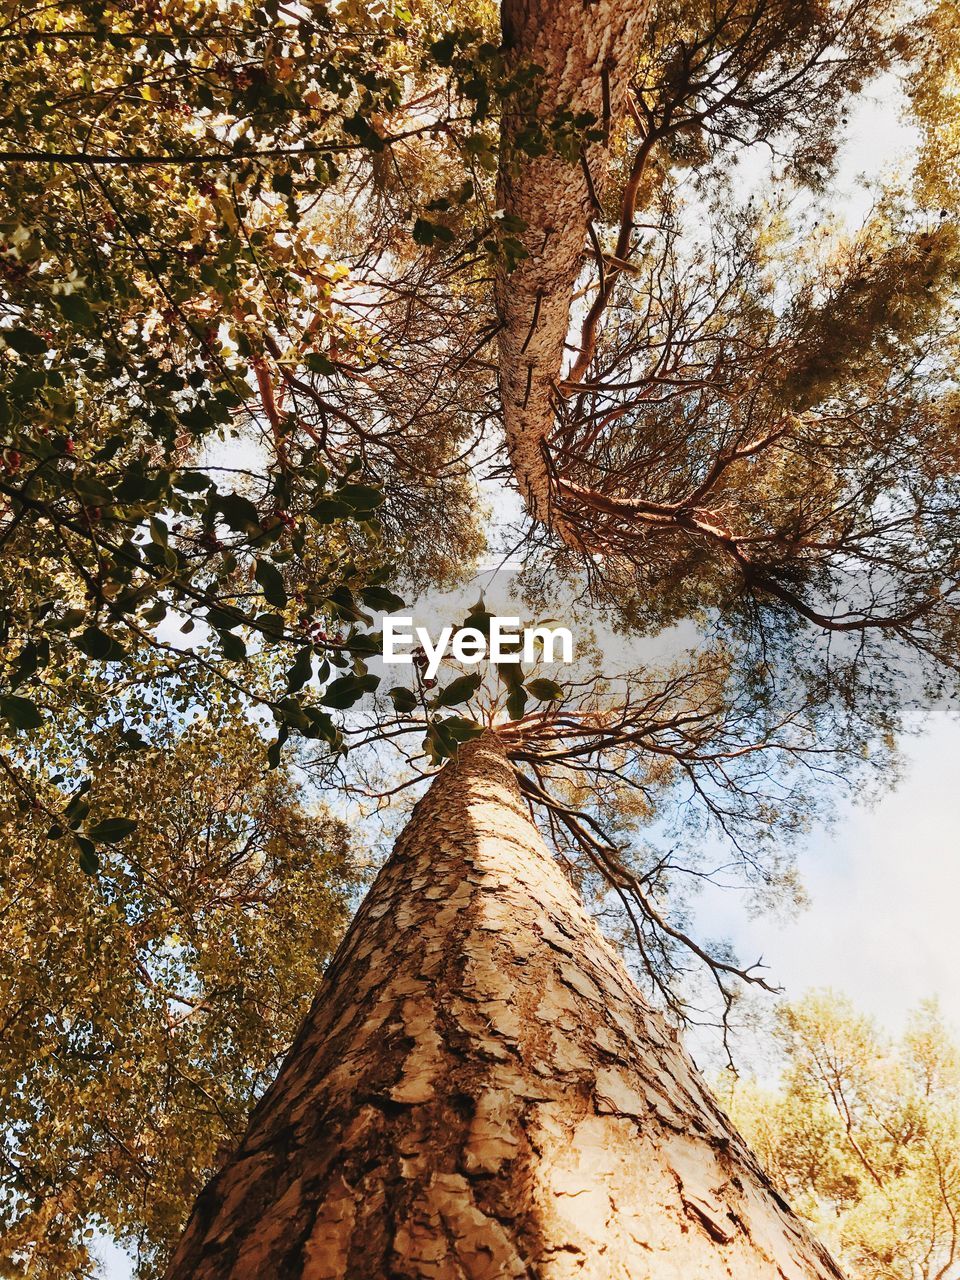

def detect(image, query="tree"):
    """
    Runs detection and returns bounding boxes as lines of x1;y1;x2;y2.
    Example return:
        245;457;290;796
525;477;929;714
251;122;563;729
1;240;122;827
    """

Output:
159;582;920;1274
497;0;960;662
0;715;356;1279
722;992;960;1280
4;0;960;1273
166;733;844;1279
0;0;494;1266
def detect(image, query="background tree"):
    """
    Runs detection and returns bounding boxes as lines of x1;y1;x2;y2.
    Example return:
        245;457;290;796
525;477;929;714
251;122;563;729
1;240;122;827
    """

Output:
723;992;960;1280
911;0;960;208
496;0;960;672
0;713;356;1280
0;1;505;1268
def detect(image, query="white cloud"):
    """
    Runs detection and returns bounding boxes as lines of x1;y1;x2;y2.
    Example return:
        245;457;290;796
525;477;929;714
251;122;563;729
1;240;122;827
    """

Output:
695;712;960;1041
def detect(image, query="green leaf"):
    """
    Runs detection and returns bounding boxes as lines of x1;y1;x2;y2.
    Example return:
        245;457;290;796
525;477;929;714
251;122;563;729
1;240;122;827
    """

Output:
424;714;477;762
322;672;378;709
506;683;528;721
253;611;284;639
429;33;457;65
412;217;454;246
344;111;385;151
336;483;385;513
93;435;124;464
10;638;49;687
267;725;289;769
64;781;92;821
328;584;368;623
302;707;336;743
57;294;95;328
216;492;261;534
525;678;564;702
87;817;138;843
286;646;314;694
173;470;211;493
348;630;383;656
218;630;247;661
149;516;169;547
462;598;493;637
305;352;337;375
73;474;113;506
48;607;87;632
206;606;244;632
76;836;99;876
434;671;482;708
181;402;216;433
388;685;418;713
67;798;91;828
437;715;484;743
360;584;405;612
114;465;166;504
74;627;126;662
4;327;47;356
0;694;43;730
424;720;456;762
255;558;287;608
142;601;168;625
309;497;352;524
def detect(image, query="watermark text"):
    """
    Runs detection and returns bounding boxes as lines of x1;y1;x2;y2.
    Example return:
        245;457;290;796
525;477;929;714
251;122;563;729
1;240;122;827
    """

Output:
382;616;573;679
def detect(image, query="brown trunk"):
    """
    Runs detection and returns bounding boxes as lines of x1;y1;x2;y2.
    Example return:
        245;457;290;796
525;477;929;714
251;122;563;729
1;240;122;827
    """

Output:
496;0;653;532
167;734;844;1280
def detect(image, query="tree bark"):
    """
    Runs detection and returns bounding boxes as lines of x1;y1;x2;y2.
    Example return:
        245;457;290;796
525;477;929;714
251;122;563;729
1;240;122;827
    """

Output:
167;734;845;1280
496;0;653;533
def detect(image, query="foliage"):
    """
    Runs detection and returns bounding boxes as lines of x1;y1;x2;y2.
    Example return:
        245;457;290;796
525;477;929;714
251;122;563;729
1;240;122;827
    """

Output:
635;0;898;183
4;0;960;1270
0;715;355;1279
542;181;960;654
0;0;502;767
911;0;960;207
722;992;960;1280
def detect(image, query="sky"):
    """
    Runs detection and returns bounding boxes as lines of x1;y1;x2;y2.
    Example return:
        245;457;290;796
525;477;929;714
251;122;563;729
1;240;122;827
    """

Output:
94;59;951;1280
690;709;960;1058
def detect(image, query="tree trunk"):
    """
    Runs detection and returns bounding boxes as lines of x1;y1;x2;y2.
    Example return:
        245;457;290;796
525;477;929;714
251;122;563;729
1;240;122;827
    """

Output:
166;734;844;1279
496;0;653;534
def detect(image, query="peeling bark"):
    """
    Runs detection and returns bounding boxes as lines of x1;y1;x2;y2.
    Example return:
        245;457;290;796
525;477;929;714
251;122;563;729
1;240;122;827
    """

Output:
496;0;653;531
167;735;845;1279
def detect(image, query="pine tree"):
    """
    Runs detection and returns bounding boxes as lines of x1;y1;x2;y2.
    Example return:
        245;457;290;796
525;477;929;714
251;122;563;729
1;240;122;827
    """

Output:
167;735;843;1278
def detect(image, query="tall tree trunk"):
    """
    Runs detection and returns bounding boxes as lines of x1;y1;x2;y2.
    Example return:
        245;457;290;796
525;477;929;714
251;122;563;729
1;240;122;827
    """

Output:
496;0;652;534
167;734;844;1279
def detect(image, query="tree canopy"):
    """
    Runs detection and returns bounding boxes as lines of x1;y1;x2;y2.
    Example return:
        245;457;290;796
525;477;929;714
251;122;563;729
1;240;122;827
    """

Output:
3;0;960;1272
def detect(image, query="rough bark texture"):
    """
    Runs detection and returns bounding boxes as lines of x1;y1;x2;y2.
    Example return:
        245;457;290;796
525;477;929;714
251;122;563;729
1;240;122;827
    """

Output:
496;0;653;529
167;734;845;1280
